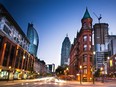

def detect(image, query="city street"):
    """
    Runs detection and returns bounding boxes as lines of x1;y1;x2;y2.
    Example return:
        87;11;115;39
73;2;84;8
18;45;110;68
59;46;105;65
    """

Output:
0;77;116;87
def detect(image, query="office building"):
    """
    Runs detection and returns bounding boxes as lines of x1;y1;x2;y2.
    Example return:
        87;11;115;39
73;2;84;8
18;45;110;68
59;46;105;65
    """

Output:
93;23;109;69
27;23;39;57
0;4;35;80
61;35;71;66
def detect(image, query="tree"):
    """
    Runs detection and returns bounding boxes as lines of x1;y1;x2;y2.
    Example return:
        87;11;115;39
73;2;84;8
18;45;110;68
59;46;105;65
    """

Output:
94;69;100;77
55;65;69;76
55;66;64;75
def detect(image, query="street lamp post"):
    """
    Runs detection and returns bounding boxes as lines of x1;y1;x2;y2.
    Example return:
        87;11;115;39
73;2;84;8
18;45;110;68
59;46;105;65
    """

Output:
107;57;110;76
93;51;96;84
100;67;104;83
80;65;82;84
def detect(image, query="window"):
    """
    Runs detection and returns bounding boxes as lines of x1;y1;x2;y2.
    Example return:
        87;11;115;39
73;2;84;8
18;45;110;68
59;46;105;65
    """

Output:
0;36;3;50
90;55;92;62
19;50;23;69
83;45;87;51
83;22;87;29
3;42;11;66
89;45;91;50
83;68;87;74
83;35;87;41
15;48;23;68
3;25;11;36
89;36;91;41
9;45;15;66
83;55;87;62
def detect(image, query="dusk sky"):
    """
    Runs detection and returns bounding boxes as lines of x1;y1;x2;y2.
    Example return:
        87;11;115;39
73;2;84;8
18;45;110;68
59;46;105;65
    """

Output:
1;0;116;68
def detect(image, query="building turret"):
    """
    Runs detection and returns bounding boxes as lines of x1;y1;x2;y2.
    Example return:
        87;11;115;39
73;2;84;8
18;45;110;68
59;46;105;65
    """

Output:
81;8;93;30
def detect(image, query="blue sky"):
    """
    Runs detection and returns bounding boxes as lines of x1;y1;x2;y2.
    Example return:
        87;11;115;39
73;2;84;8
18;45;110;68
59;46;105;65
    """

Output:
1;0;116;68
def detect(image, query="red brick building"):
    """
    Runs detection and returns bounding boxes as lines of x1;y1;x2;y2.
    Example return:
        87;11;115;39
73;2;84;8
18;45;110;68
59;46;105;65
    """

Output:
69;8;93;82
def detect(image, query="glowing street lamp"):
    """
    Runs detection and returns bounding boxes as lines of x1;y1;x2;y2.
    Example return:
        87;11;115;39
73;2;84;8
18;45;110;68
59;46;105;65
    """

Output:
9;66;11;69
93;51;96;55
107;57;110;60
100;67;103;71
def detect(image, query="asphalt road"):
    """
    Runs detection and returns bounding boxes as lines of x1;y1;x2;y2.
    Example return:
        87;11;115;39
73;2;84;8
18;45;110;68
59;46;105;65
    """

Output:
0;77;116;87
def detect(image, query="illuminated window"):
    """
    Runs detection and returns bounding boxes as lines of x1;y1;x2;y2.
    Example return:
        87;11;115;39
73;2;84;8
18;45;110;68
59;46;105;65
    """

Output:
110;60;113;67
89;36;91;41
83;45;87;51
83;35;87;41
83;68;87;74
89;45;91;50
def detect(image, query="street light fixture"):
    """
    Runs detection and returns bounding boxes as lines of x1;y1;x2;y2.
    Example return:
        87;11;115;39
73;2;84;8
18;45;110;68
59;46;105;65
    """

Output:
80;65;82;84
107;57;110;60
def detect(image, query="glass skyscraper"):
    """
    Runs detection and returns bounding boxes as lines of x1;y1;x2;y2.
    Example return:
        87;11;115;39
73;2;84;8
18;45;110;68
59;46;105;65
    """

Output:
61;35;71;66
27;23;39;57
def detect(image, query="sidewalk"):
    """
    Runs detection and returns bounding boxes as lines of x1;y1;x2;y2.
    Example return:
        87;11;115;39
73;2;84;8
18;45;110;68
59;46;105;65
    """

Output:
65;79;116;87
66;80;105;86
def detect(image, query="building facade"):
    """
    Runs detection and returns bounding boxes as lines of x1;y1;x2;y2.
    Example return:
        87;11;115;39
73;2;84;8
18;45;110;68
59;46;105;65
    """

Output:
0;4;30;51
0;4;46;80
107;35;116;77
93;23;109;71
47;64;55;74
69;36;79;77
69;8;93;82
27;23;39;57
61;35;71;66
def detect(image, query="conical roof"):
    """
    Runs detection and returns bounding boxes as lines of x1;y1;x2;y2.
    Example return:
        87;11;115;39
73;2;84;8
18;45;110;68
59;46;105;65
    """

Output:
83;8;91;19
